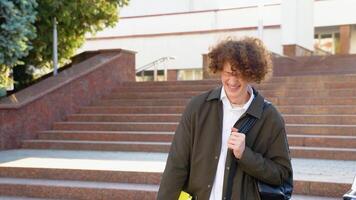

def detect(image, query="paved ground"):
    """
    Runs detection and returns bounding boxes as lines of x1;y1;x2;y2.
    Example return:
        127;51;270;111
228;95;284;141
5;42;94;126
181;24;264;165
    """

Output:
291;195;339;200
0;149;354;199
0;195;340;200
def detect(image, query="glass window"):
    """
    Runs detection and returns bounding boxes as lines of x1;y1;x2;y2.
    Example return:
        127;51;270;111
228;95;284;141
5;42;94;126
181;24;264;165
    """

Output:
177;69;203;80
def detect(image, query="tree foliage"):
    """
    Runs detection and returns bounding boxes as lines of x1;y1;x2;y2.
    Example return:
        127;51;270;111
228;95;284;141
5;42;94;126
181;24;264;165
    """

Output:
0;0;37;88
23;0;129;69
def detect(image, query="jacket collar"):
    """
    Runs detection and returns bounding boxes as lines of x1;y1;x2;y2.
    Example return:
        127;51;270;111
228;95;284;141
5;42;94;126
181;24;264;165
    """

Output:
206;86;265;119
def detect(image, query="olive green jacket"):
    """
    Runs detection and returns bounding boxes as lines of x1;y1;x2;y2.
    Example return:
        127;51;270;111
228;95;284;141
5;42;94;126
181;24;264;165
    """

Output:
157;86;293;200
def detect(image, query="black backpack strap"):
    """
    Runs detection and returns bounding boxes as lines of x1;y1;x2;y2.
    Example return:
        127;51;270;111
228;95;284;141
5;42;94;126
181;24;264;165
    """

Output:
238;100;270;134
225;100;270;199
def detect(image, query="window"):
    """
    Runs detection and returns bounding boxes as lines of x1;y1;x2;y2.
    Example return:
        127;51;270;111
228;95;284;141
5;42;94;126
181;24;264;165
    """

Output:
314;32;341;54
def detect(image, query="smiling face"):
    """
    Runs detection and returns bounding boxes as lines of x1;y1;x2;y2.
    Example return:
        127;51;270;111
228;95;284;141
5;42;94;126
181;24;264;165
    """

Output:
221;62;250;105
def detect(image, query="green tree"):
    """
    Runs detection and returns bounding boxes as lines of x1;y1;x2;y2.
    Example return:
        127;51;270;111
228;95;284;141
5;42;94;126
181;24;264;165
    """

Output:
23;0;129;69
0;0;37;88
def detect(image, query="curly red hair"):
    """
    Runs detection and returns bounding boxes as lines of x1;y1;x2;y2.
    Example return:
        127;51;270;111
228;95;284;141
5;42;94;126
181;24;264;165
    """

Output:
208;37;272;83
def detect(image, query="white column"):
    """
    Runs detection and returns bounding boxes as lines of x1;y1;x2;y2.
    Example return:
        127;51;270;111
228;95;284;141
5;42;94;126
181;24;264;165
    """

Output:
281;0;314;50
257;1;264;41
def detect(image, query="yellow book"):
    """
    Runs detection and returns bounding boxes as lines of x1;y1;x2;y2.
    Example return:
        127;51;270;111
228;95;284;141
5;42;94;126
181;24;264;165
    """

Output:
178;191;192;200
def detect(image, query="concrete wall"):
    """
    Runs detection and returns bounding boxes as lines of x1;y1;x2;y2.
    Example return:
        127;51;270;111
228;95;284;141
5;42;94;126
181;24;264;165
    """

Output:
80;3;282;69
315;0;356;27
80;0;356;70
83;28;281;70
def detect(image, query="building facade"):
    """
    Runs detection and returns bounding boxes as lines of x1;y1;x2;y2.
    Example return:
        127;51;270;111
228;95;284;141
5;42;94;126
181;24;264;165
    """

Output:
79;0;356;80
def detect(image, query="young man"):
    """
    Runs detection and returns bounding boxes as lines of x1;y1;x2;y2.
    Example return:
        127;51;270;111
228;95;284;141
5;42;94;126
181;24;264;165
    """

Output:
157;37;293;200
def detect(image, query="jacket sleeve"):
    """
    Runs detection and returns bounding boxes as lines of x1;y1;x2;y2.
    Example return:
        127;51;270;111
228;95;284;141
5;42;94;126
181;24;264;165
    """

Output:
156;101;194;200
237;114;293;186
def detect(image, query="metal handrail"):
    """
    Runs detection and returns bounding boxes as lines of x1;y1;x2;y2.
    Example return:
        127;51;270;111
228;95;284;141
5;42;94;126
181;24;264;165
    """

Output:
136;56;175;81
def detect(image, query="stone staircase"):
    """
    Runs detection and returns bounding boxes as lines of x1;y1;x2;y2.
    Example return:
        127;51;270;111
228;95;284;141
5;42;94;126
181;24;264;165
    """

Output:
1;74;356;199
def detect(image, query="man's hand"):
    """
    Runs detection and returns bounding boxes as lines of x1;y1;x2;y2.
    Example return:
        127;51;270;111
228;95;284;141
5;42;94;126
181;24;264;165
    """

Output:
227;127;245;159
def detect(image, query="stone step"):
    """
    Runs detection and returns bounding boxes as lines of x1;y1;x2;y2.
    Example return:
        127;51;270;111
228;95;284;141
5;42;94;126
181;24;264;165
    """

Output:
114;81;356;92
290;195;339;200
106;89;356;99
114;84;218;92
79;106;185;114
38;130;356;148
283;114;356;125
52;121;356;135
52;122;178;132
93;97;356;107
0;196;57;200
0;167;161;185
288;135;356;148
22;140;171;152
79;105;356;115
93;98;189;106
0;177;157;200
258;81;356;90
38;130;174;142
269;97;356;106
0;176;346;200
0;168;346;200
105;91;201;99
66;113;181;122
291;146;356;160
286;124;356;135
0;150;354;198
123;74;356;86
260;89;356;97
21;139;356;160
66;113;356;125
278;105;356;115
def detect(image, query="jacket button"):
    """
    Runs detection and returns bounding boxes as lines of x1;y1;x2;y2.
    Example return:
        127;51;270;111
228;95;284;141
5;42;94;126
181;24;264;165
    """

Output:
215;156;218;159
208;184;211;188
226;167;230;170
223;197;227;200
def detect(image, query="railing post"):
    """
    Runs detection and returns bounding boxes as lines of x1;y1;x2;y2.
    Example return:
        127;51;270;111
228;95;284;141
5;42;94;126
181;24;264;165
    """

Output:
164;58;168;81
153;63;158;81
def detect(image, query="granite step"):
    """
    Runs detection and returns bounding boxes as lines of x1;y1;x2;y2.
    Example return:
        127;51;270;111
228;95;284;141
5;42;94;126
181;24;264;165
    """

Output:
65;113;356;125
79;106;185;114
37;130;355;148
0;192;341;200
0;169;347;200
114;81;356;92
0;196;58;200
278;105;356;115
21;140;356;160
283;114;356;125
52;122;178;132
93;97;356;107
22;140;171;152
79;105;356;115
288;135;356;148
0;150;354;198
106;89;356;99
0;177;157;200
291;146;356;160
269;97;356;106
285;124;356;135
38;130;174;142
66;114;181;122
52;121;356;135
106;91;201;99
0;167;161;185
92;99;189;106
123;74;356;86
